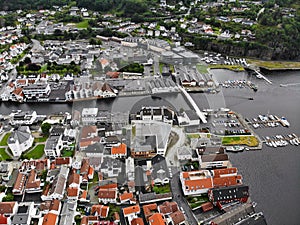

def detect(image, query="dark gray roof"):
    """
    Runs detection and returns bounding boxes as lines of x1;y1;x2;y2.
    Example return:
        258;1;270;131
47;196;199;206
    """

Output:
211;185;249;202
8;126;32;145
45;135;61;150
83;143;105;154
184;110;199;121
151;155;169;180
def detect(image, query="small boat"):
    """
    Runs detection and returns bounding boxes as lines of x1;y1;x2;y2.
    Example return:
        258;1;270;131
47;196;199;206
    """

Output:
280;117;290;127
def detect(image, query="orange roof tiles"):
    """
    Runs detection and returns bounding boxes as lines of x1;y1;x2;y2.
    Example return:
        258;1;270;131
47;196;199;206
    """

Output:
68;172;80;185
131;218;144;225
213;175;242;188
170;211;185;225
182;172;189;179
55;157;71;166
80;190;88;200
120;192;134;201
67;187;79;197
0;202;16;214
184;177;213;191
213;168;238;177
143;203;158;219
81;126;97;139
0;214;7;224
158;201;178;215
148;213;166;225
42;213;58;225
111;143;127;155
98;190;116;199
80;158;90;174
123;205;140;216
13;172;26;193
99;183;117;189
49;199;60;211
88;166;94;176
91;205;109;218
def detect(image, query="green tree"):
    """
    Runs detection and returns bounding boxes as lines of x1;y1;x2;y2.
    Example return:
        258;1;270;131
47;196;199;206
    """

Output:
2;193;14;202
41;123;51;135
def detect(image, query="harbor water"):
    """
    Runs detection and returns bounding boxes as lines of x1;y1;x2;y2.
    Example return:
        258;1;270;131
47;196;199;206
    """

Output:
0;70;299;224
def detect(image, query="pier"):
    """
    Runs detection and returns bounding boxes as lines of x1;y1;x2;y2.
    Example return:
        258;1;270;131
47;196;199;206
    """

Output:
178;85;207;123
253;69;272;84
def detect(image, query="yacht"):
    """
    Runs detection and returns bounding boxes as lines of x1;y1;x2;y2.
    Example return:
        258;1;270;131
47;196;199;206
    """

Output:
280;117;290;127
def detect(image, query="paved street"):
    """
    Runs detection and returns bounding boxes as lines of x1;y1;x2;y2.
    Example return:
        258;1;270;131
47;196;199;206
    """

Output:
170;167;198;225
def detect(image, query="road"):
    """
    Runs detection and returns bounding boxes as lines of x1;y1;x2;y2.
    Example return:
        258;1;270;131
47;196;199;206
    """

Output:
166;126;186;168
170;167;198;225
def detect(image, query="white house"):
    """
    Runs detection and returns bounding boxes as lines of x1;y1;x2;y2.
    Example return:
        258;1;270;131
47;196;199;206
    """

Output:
7;126;34;157
44;134;63;158
10;111;37;126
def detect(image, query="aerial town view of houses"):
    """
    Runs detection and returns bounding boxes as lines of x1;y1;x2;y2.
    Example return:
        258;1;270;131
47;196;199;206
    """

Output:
0;0;300;225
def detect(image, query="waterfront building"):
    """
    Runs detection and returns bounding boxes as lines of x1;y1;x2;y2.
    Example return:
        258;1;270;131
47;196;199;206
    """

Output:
208;185;249;209
10;111;37;126
81;108;98;125
22;83;51;100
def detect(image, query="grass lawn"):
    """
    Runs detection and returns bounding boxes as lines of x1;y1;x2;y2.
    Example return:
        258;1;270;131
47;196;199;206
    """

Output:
61;149;74;157
196;64;209;74
222;136;259;147
0;133;10;146
186;195;209;209
34;135;48;143
153;184;171;194
76;20;89;29
209;64;245;71
24;144;45;159
0;148;12;161
187;133;200;139
247;59;300;70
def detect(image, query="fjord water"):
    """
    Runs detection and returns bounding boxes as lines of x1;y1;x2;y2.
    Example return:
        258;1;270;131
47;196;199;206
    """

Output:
208;69;300;225
1;70;299;224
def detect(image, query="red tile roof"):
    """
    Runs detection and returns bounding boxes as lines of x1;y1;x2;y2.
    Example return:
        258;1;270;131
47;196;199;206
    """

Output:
170;211;185;225
184;177;213;191
55;157;71;166
67;187;79;197
131;218;144;225
213;175;242;188
148;213;166;225
0;214;8;224
49;199;60;211
158;201;178;215
81;126;97;139
42;213;57;225
0;202;16;214
68;172;80;185
91;205;109;218
111;143;127;155
123;205;140;216
119;192;134;201
143;203;158;219
98;190;116;199
13;172;26;194
213;168;238;177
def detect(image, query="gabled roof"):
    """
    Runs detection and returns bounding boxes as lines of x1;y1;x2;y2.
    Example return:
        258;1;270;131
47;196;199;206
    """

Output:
81;126;97;139
148;213;166;225
68;171;80;185
123;205;140;216
184;177;213;191
42;213;57;225
119;192;134;201
91;205;109;218
158;201;178;215
0;202;17;214
67;187;79;197
170;211;185;225
98;190;116;199
111;143;126;155
0;214;8;224
131;218;144;225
